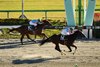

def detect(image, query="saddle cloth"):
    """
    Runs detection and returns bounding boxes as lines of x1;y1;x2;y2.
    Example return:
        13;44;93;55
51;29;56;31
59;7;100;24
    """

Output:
60;35;68;41
28;26;35;32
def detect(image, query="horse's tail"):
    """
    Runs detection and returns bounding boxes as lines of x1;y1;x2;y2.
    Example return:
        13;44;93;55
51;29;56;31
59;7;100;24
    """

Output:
40;34;57;46
40;38;50;46
8;28;16;33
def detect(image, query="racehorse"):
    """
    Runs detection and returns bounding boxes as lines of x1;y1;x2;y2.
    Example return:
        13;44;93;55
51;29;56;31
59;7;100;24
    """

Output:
40;30;87;55
8;20;52;45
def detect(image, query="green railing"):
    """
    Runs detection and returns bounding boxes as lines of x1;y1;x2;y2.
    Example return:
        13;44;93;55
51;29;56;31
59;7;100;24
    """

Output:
0;10;65;19
0;9;100;19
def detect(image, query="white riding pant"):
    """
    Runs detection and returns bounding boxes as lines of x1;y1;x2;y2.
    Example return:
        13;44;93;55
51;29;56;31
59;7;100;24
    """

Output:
29;21;37;26
61;29;70;35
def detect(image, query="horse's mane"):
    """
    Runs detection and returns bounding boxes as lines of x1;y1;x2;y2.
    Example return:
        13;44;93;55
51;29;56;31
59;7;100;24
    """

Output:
41;20;48;22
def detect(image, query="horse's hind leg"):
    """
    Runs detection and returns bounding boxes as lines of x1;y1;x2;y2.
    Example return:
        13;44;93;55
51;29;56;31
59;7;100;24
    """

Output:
20;34;24;45
55;44;66;55
26;34;36;43
41;33;48;39
38;33;48;40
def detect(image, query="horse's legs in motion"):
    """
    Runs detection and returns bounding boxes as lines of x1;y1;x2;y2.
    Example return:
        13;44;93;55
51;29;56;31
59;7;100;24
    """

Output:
38;33;48;40
34;34;37;39
20;34;25;45
66;45;72;52
41;33;48;39
71;44;77;55
55;44;66;55
26;34;36;43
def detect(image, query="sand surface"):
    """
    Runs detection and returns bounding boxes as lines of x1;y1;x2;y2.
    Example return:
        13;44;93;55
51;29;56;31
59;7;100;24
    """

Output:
0;39;100;67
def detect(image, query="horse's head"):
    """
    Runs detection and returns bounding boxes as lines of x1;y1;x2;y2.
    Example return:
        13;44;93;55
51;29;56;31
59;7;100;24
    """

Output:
41;20;52;26
74;30;87;38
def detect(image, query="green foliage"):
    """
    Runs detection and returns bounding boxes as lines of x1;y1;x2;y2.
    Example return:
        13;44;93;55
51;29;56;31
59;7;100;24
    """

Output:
0;18;29;25
48;19;66;26
0;18;66;26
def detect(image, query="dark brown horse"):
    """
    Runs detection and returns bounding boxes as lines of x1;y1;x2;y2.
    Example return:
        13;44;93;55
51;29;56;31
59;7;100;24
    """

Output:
40;30;87;55
8;20;51;45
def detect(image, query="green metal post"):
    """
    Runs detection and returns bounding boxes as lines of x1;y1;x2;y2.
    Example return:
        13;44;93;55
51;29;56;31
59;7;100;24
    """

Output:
78;0;82;26
82;8;84;25
45;11;48;20
7;12;9;18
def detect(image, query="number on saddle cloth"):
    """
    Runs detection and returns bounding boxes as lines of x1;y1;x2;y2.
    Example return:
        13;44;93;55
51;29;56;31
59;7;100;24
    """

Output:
28;26;35;31
60;35;68;41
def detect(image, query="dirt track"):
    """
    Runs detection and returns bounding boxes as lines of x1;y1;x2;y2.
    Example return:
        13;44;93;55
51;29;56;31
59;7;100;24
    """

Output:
0;39;100;67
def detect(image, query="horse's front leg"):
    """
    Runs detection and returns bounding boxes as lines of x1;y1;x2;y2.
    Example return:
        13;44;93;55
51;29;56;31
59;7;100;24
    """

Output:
20;34;24;45
66;45;72;52
55;44;66;55
71;44;77;55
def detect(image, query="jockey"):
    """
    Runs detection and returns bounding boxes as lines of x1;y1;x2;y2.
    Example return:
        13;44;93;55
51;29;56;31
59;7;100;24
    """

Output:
29;19;41;30
60;27;71;40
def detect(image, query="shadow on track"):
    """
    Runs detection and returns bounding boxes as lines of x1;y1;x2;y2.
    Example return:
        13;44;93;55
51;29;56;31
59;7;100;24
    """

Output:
0;40;39;49
0;44;20;49
12;57;60;64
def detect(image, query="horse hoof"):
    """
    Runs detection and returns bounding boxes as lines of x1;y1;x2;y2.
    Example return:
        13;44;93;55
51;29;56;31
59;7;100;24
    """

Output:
61;52;66;55
63;50;66;52
73;53;75;55
68;50;72;52
61;53;66;55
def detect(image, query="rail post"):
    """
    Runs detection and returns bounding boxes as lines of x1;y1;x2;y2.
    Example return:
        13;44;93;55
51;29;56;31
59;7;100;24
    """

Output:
78;0;82;26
